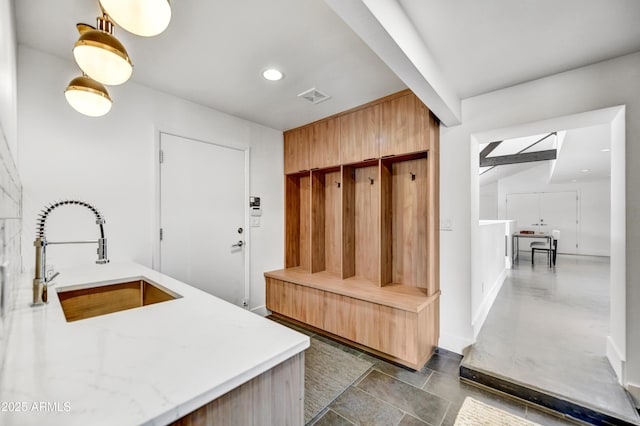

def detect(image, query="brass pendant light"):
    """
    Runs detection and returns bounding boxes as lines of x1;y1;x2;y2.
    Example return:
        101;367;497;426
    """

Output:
73;16;133;86
99;0;171;37
64;74;113;117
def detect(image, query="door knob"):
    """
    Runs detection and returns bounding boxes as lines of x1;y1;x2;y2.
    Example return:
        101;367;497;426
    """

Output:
232;240;244;248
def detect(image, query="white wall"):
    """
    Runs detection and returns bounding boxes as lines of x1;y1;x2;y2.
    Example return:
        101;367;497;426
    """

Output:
0;0;17;161
0;0;21;375
474;220;512;337
479;182;498;219
440;52;639;390
17;46;284;312
496;163;610;256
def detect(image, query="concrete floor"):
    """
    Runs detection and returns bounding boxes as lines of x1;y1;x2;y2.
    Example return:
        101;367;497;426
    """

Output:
463;252;639;423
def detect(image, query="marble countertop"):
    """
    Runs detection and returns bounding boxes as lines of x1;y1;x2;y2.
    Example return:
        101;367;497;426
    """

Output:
0;262;309;425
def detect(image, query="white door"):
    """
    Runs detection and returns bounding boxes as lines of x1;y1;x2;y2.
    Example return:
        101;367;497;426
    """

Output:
540;191;577;254
506;193;541;232
506;191;578;254
160;133;247;306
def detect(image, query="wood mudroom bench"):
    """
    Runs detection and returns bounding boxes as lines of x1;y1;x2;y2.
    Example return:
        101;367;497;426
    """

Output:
266;89;441;370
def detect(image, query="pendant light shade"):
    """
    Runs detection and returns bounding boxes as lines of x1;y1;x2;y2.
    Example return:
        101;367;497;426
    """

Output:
65;75;113;117
99;0;171;37
73;19;133;86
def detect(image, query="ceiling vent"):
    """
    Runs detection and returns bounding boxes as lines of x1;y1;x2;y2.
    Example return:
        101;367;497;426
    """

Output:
297;88;331;104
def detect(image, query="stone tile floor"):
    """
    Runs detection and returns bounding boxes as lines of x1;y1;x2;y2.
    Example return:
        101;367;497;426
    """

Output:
275;319;583;425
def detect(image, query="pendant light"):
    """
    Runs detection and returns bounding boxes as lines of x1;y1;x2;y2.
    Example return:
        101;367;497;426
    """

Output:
99;0;171;37
64;74;113;117
73;16;133;86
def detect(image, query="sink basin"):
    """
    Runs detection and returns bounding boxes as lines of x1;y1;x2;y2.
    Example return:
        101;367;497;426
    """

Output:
57;279;181;322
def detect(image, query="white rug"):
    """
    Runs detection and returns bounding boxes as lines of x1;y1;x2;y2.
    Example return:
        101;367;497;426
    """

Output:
304;338;373;423
455;397;541;426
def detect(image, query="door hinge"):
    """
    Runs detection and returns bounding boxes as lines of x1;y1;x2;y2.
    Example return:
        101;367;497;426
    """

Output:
160;228;164;241
159;149;164;164
576;243;578;248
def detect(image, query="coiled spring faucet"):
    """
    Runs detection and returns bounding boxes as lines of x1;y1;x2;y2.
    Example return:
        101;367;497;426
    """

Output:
32;200;109;306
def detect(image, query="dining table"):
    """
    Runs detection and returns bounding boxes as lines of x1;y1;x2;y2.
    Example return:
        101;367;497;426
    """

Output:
511;232;554;266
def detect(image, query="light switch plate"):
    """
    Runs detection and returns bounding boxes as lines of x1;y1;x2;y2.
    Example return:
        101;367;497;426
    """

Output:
251;217;261;227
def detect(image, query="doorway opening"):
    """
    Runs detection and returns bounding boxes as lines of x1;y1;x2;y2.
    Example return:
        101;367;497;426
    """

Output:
465;106;635;423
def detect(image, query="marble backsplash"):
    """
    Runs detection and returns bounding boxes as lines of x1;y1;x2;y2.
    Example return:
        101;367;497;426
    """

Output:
0;127;22;374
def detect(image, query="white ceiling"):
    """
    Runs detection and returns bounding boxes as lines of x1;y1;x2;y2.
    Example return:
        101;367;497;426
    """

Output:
15;0;406;131
14;0;640;130
398;0;640;99
550;124;611;183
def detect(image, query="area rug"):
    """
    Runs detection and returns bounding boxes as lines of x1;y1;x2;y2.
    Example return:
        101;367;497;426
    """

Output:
455;397;541;426
304;337;373;423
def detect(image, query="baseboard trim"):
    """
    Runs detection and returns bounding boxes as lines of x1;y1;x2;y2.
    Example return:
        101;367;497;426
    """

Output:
250;305;269;316
606;336;625;384
438;332;473;355
627;383;640;409
472;268;507;338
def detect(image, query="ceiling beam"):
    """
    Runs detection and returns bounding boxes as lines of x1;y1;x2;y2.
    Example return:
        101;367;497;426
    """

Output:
479;141;502;159
323;0;461;126
480;150;557;167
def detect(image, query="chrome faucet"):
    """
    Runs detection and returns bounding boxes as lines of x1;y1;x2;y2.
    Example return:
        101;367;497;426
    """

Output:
32;200;109;306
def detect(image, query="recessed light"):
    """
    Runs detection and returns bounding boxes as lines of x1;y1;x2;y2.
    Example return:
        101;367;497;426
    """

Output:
572;179;577;182
580;169;590;173
600;148;611;152
262;68;284;81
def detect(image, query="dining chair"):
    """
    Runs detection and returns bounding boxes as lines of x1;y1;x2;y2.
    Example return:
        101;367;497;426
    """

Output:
531;230;560;267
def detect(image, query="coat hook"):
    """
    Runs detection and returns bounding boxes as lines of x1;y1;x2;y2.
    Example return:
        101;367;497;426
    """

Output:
335;181;341;188
410;172;416;181
369;177;374;185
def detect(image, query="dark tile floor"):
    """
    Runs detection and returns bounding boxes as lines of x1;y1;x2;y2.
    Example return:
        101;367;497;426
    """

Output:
274;318;583;426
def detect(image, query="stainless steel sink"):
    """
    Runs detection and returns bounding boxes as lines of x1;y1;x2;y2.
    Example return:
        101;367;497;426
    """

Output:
57;279;181;322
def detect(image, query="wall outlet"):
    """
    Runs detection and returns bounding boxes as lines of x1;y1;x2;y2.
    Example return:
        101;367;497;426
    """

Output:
440;219;453;231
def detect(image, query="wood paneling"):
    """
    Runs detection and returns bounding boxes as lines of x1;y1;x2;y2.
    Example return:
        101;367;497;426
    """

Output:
391;158;429;288
311;172;326;273
380;94;430;157
299;175;311;271
310;118;340;169
285;174;311;271
284;127;310;174
379;160;393;286
340;105;380;164
341;166;356;279
354;165;379;284
172;352;304;426
311;170;341;275
323;171;342;274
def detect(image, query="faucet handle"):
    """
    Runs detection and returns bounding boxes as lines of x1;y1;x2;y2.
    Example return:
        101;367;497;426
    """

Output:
47;272;60;284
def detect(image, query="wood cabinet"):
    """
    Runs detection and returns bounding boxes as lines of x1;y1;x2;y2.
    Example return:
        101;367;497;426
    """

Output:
265;274;439;369
284;127;309;174
380;93;431;157
273;89;440;369
309;118;340;169
339;105;380;164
